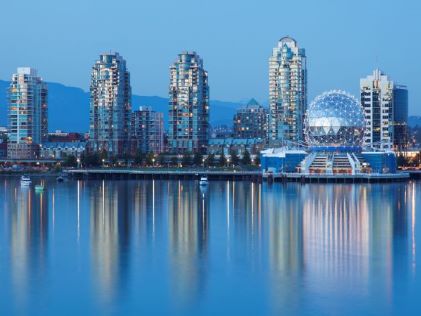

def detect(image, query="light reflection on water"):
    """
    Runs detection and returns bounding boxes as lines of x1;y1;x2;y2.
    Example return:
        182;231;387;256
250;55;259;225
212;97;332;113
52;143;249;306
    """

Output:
0;178;419;315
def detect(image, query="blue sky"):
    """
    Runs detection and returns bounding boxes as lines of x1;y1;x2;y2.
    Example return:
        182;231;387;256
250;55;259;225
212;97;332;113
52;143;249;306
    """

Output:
0;0;420;113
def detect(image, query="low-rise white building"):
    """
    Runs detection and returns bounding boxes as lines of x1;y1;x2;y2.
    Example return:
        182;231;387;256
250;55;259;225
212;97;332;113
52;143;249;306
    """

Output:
40;142;86;159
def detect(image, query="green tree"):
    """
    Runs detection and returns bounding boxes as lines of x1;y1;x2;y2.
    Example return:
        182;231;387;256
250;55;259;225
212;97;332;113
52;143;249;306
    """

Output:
219;152;227;167
81;151;101;167
145;152;155;166
171;156;179;166
241;150;251;165
230;149;240;166
109;155;117;166
118;153;131;165
134;152;145;165
63;155;77;167
205;154;215;167
99;149;108;160
182;154;192;167
158;153;167;166
193;152;203;166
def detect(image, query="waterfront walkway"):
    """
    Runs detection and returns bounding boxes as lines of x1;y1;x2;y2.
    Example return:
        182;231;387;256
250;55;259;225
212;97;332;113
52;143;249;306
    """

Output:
263;172;410;183
64;168;413;183
64;168;263;181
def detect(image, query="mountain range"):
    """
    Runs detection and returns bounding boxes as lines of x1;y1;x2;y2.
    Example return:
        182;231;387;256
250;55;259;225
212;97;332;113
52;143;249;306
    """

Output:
2;79;419;132
0;80;243;132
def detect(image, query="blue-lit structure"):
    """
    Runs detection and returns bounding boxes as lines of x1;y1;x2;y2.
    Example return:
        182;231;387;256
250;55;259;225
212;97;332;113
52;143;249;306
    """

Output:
304;91;364;149
261;90;403;179
260;148;307;173
361;152;397;174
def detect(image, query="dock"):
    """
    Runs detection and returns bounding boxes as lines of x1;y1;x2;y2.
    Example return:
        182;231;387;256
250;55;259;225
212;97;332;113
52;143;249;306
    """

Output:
63;168;415;183
64;168;263;182
263;172;410;183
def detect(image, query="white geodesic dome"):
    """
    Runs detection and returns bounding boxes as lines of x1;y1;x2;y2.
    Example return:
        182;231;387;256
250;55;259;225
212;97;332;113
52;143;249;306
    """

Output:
304;90;365;147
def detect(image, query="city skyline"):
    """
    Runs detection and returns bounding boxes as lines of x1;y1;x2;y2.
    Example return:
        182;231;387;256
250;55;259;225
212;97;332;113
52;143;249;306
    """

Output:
0;0;419;115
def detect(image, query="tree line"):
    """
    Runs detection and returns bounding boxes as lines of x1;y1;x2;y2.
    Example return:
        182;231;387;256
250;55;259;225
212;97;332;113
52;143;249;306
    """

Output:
63;149;260;168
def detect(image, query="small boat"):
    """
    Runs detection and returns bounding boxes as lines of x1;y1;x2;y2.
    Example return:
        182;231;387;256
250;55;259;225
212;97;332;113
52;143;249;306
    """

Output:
35;185;44;193
20;175;31;186
199;176;208;186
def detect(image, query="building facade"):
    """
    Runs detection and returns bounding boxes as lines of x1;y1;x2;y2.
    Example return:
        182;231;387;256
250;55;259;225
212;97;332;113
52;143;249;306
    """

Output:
269;36;307;145
40;142;86;159
0;127;7;158
392;85;408;150
89;52;131;156
168;51;209;154
48;130;85;143
131;106;164;154
360;69;408;150
7;67;48;159
233;98;268;139
208;138;265;156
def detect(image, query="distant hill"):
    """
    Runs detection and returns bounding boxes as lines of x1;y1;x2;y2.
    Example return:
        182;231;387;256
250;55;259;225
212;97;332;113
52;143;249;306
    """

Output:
0;79;243;132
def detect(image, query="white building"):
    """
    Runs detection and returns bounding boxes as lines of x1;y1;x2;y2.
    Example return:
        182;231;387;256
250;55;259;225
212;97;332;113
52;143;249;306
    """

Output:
360;69;408;150
269;36;307;145
40;142;86;159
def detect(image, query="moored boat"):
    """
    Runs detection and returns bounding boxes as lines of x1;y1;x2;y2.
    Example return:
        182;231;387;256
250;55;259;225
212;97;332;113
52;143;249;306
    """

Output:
35;184;44;193
199;176;208;186
20;175;31;186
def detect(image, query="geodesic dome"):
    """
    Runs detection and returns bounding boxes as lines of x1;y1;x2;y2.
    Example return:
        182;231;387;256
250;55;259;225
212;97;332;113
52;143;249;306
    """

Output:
304;90;365;147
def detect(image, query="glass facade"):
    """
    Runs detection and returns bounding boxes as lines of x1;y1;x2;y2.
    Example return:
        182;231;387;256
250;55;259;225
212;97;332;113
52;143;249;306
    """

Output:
7;67;48;159
304;91;365;148
168;51;209;154
233;98;268;139
392;85;408;150
89;52;131;156
269;37;307;145
360;69;400;150
131;106;164;154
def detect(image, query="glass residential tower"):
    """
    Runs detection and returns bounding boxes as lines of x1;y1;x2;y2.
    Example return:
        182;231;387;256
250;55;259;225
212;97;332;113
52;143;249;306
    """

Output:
269;37;307;146
89;52;131;156
360;69;408;150
7;67;48;159
168;51;209;154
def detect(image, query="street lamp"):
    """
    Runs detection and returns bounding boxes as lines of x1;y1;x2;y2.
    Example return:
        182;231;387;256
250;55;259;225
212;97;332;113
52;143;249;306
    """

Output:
152;158;155;167
77;158;81;169
102;158;105;167
202;157;205;168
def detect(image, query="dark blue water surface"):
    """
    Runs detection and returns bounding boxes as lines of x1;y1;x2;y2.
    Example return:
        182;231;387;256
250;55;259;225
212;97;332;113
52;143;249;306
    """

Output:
1;178;420;315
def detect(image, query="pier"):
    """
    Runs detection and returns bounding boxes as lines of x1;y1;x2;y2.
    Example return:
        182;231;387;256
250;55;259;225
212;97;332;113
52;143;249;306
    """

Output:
263;172;409;183
64;168;263;182
63;168;413;183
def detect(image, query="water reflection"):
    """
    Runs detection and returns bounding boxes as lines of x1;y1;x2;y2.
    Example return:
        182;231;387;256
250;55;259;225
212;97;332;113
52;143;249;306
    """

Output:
265;184;305;313
8;186;48;307
224;181;263;264
0;179;417;315
168;181;209;308
89;181;131;304
264;183;412;314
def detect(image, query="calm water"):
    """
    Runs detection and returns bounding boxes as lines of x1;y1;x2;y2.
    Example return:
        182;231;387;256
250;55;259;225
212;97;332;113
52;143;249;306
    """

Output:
0;178;420;315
